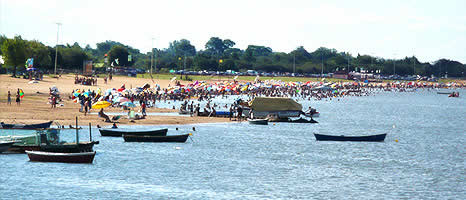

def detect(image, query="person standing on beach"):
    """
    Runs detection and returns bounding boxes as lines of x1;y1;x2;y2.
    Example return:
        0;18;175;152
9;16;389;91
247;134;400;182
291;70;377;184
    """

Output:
84;98;89;116
79;94;85;112
16;93;20;105
141;101;147;116
87;97;92;112
7;91;11;105
236;105;243;122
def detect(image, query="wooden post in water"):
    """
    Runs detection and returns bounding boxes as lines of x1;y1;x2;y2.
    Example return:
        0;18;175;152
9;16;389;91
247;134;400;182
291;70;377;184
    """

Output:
89;122;92;142
76;116;79;145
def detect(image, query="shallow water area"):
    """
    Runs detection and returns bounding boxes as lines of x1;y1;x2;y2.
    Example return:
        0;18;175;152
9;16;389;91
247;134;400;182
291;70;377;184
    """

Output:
0;89;465;199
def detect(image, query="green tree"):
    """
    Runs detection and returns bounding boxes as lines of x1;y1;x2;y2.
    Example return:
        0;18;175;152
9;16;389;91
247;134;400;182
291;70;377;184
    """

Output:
1;36;27;77
205;37;236;56
168;39;196;57
108;45;129;66
27;40;52;70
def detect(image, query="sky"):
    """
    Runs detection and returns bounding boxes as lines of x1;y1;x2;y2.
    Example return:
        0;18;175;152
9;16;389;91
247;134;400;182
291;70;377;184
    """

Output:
1;0;465;63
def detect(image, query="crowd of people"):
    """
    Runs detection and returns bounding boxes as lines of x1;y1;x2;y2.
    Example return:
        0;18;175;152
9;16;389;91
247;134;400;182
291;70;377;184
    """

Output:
64;78;466;124
74;75;98;86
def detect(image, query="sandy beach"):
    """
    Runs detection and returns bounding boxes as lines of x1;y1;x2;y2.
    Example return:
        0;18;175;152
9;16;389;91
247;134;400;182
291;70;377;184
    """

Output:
0;74;231;126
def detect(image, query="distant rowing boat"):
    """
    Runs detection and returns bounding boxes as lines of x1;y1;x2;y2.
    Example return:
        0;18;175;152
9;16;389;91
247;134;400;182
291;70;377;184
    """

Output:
248;119;268;125
437;91;451;94
123;134;189;143
0;121;53;129
99;128;168;137
313;133;387;142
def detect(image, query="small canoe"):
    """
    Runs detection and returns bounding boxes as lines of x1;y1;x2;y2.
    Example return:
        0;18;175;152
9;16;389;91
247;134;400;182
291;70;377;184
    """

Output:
26;151;96;163
123;134;189;143
0;141;15;153
288;118;318;123
0;121;53;129
99;128;168;137
437;91;451;94
248;119;268;125
314;133;387;142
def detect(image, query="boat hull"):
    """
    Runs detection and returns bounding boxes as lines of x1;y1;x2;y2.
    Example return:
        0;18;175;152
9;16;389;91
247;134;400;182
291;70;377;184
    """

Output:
0;121;53;129
248;119;269;125
0;142;15;153
123;134;189;143
288;118;318;123
99;128;168;137
314;133;387;142
9;141;98;154
26;151;96;163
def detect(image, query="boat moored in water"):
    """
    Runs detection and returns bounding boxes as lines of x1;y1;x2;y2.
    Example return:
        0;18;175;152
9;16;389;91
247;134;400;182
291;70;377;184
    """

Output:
248;119;269;125
0;121;53;129
0;141;15;153
314;133;387;142
26;151;96;163
99;128;168;137
123;134;190;143
3;129;98;153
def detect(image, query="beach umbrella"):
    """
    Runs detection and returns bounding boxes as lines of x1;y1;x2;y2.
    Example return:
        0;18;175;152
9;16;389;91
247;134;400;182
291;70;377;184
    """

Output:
92;101;111;109
113;97;130;103
121;101;136;107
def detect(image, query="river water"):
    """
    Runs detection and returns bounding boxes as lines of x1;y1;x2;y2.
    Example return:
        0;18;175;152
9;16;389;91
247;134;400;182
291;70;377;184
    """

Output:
1;89;465;199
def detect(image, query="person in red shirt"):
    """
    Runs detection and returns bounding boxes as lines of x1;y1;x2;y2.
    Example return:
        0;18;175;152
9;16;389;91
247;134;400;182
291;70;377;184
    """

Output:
141;102;147;116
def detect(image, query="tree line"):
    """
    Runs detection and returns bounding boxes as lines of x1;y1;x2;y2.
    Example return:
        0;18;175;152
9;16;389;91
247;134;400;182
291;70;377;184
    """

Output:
1;35;465;77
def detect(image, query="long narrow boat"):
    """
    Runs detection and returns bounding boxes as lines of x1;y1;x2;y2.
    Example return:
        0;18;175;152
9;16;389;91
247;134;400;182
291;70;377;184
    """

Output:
0;121;53;129
288;118;318;123
0;141;15;153
314;133;387;142
26;151;96;163
437;91;451;94
99;128;168;137
123;134;189;143
248;119;268;125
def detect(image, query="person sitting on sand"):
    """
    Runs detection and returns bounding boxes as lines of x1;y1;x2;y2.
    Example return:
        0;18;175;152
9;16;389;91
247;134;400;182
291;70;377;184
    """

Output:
111;123;118;129
98;108;111;122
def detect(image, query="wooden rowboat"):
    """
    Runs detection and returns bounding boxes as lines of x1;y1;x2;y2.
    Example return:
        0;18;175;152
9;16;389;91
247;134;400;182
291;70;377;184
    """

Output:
25;151;96;163
99;128;168;137
248;119;268;125
0;121;53;129
123;134;189;143
313;133;387;142
288;118;318;123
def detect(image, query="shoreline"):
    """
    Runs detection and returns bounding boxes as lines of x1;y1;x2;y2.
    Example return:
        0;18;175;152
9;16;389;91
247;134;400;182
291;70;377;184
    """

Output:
0;74;463;127
0;74;232;126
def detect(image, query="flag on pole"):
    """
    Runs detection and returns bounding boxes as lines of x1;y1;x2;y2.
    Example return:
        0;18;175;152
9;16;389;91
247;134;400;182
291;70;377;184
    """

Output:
25;58;34;68
19;89;24;99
